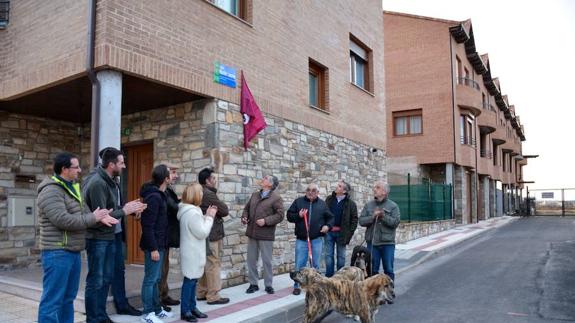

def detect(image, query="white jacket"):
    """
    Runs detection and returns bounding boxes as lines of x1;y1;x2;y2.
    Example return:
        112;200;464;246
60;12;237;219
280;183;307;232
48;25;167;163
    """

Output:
178;203;214;279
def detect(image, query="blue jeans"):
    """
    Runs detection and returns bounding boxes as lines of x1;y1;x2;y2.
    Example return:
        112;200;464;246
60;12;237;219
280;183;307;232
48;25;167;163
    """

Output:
142;250;165;315
324;232;346;277
294;238;323;288
180;277;198;314
367;243;395;281
112;233;129;311
38;249;81;323
85;239;115;323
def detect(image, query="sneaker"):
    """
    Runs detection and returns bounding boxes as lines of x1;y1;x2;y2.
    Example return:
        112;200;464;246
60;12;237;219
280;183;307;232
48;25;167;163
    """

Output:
246;284;259;293
265;286;275;294
292;288;301;295
156;309;174;319
140;312;164;323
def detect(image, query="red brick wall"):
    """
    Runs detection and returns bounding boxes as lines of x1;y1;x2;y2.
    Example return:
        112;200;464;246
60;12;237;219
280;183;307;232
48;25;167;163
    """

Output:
0;0;88;99
384;12;454;163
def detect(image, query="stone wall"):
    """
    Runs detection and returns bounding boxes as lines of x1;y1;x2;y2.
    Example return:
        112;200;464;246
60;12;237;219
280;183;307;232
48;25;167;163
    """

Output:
0;112;81;269
396;220;456;243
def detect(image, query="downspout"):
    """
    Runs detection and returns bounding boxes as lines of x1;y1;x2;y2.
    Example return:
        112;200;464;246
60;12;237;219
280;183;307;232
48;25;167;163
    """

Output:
473;118;479;222
87;0;100;168
449;35;457;219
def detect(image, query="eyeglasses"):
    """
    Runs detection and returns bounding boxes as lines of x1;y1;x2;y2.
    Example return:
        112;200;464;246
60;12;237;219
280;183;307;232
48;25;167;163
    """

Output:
306;188;318;192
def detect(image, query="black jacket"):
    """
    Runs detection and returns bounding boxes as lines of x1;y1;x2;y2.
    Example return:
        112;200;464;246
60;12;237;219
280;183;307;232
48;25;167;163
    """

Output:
139;184;168;251
287;196;334;241
165;186;181;248
325;192;359;245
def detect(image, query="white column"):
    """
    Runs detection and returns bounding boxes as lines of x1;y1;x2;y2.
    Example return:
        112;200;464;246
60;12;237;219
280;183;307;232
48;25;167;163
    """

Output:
445;163;454;185
97;70;122;149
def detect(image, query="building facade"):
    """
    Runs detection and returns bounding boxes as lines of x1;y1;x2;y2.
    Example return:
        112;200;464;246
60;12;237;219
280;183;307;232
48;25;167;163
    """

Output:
384;11;528;224
0;0;387;283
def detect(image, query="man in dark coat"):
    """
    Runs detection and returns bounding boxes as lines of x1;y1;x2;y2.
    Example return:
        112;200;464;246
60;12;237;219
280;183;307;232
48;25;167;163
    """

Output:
196;167;230;305
324;180;358;277
159;164;181;307
286;183;334;295
242;175;284;295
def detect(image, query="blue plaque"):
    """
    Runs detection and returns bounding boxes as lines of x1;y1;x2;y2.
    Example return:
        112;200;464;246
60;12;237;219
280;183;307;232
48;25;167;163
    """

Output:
214;62;237;88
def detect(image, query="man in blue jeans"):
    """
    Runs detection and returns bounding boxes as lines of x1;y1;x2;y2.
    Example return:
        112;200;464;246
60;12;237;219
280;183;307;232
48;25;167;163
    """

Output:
83;148;146;323
324;180;358;277
37;152;117;323
287;183;334;295
359;181;401;281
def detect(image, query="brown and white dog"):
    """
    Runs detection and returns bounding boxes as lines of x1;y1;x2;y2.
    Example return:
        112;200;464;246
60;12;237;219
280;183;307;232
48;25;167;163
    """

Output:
290;268;395;323
331;266;365;282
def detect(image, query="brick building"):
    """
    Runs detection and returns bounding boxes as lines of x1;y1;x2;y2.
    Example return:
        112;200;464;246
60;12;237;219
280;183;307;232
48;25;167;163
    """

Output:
384;11;529;224
0;0;388;282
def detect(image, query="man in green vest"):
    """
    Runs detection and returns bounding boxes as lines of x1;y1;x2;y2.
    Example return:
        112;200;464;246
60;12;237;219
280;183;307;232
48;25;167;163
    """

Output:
37;152;118;323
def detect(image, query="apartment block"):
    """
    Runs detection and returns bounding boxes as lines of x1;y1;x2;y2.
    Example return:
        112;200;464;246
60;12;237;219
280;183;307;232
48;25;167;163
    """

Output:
384;11;528;224
0;0;386;278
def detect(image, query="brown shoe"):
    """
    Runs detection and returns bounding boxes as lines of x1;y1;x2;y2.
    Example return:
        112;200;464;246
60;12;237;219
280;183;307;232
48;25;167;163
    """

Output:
207;297;230;305
196;296;207;301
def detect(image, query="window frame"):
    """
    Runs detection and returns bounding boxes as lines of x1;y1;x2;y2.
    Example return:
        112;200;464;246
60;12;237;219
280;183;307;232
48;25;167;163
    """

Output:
349;35;372;93
393;109;423;137
205;0;251;23
308;58;329;112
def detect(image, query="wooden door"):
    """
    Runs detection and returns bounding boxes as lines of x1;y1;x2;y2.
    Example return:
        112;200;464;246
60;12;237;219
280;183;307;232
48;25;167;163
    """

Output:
124;143;153;264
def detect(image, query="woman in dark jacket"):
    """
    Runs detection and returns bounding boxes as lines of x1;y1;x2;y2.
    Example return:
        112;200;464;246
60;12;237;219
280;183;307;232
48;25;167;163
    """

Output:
241;175;285;294
139;165;173;322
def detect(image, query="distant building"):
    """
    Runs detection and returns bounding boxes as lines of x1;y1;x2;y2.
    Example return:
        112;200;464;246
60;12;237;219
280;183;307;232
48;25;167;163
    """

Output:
384;11;528;224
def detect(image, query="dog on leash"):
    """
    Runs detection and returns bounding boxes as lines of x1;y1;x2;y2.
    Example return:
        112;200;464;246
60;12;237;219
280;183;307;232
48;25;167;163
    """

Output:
350;245;372;277
290;268;395;323
331;266;365;282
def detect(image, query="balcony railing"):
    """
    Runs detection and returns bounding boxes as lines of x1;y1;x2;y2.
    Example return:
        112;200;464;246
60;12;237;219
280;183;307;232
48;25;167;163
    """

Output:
457;77;480;90
480;149;492;158
460;136;476;147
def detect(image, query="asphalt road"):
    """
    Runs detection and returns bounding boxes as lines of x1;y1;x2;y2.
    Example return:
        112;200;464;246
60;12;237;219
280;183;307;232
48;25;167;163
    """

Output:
319;216;575;323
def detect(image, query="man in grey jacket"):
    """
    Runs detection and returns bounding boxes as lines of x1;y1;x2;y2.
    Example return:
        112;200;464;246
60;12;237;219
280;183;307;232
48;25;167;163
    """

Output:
82;147;146;323
359;181;400;281
37;152;117;323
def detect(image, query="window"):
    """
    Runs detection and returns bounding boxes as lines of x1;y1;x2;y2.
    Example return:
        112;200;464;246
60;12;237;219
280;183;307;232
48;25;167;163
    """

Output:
206;0;250;20
349;36;371;91
309;59;328;110
0;1;9;29
456;56;462;80
460;114;475;146
482;93;488;110
393;109;422;136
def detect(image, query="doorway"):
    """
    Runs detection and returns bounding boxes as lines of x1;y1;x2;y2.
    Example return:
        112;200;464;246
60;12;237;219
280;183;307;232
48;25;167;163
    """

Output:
122;142;153;264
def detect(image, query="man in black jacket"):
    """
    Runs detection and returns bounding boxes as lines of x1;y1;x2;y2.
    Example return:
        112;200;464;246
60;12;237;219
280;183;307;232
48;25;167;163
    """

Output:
159;164;181;307
324;180;358;277
82;147;147;323
287;183;334;295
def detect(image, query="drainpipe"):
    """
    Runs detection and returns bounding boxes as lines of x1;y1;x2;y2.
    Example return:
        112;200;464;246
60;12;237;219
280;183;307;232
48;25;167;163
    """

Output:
474;118;479;223
87;0;100;168
449;36;457;219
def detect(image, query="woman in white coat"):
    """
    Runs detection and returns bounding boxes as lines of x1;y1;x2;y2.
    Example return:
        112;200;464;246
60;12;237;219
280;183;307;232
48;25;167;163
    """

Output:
178;183;217;322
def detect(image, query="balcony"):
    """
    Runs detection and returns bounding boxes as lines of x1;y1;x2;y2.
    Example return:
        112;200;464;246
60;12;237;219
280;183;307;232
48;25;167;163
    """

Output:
456;77;482;115
477;108;497;134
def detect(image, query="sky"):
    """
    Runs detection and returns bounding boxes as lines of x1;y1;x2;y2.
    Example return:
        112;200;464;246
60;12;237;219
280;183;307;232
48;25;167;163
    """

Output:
381;0;575;191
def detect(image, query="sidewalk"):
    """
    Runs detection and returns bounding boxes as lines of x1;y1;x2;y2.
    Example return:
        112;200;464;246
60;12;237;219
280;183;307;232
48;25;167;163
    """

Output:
0;216;516;323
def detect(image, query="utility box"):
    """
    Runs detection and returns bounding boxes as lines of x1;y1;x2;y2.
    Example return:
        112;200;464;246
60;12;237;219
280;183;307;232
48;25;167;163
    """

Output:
8;196;36;227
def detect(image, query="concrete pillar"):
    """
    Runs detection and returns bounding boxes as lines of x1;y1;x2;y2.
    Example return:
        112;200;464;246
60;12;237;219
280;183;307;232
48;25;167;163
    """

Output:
97;70;122;149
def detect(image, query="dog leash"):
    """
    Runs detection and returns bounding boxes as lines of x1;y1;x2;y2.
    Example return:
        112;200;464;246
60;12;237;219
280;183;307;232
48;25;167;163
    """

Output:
302;208;314;267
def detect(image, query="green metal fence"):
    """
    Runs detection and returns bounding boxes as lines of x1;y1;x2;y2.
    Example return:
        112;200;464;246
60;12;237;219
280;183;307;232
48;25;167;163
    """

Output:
388;174;453;222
